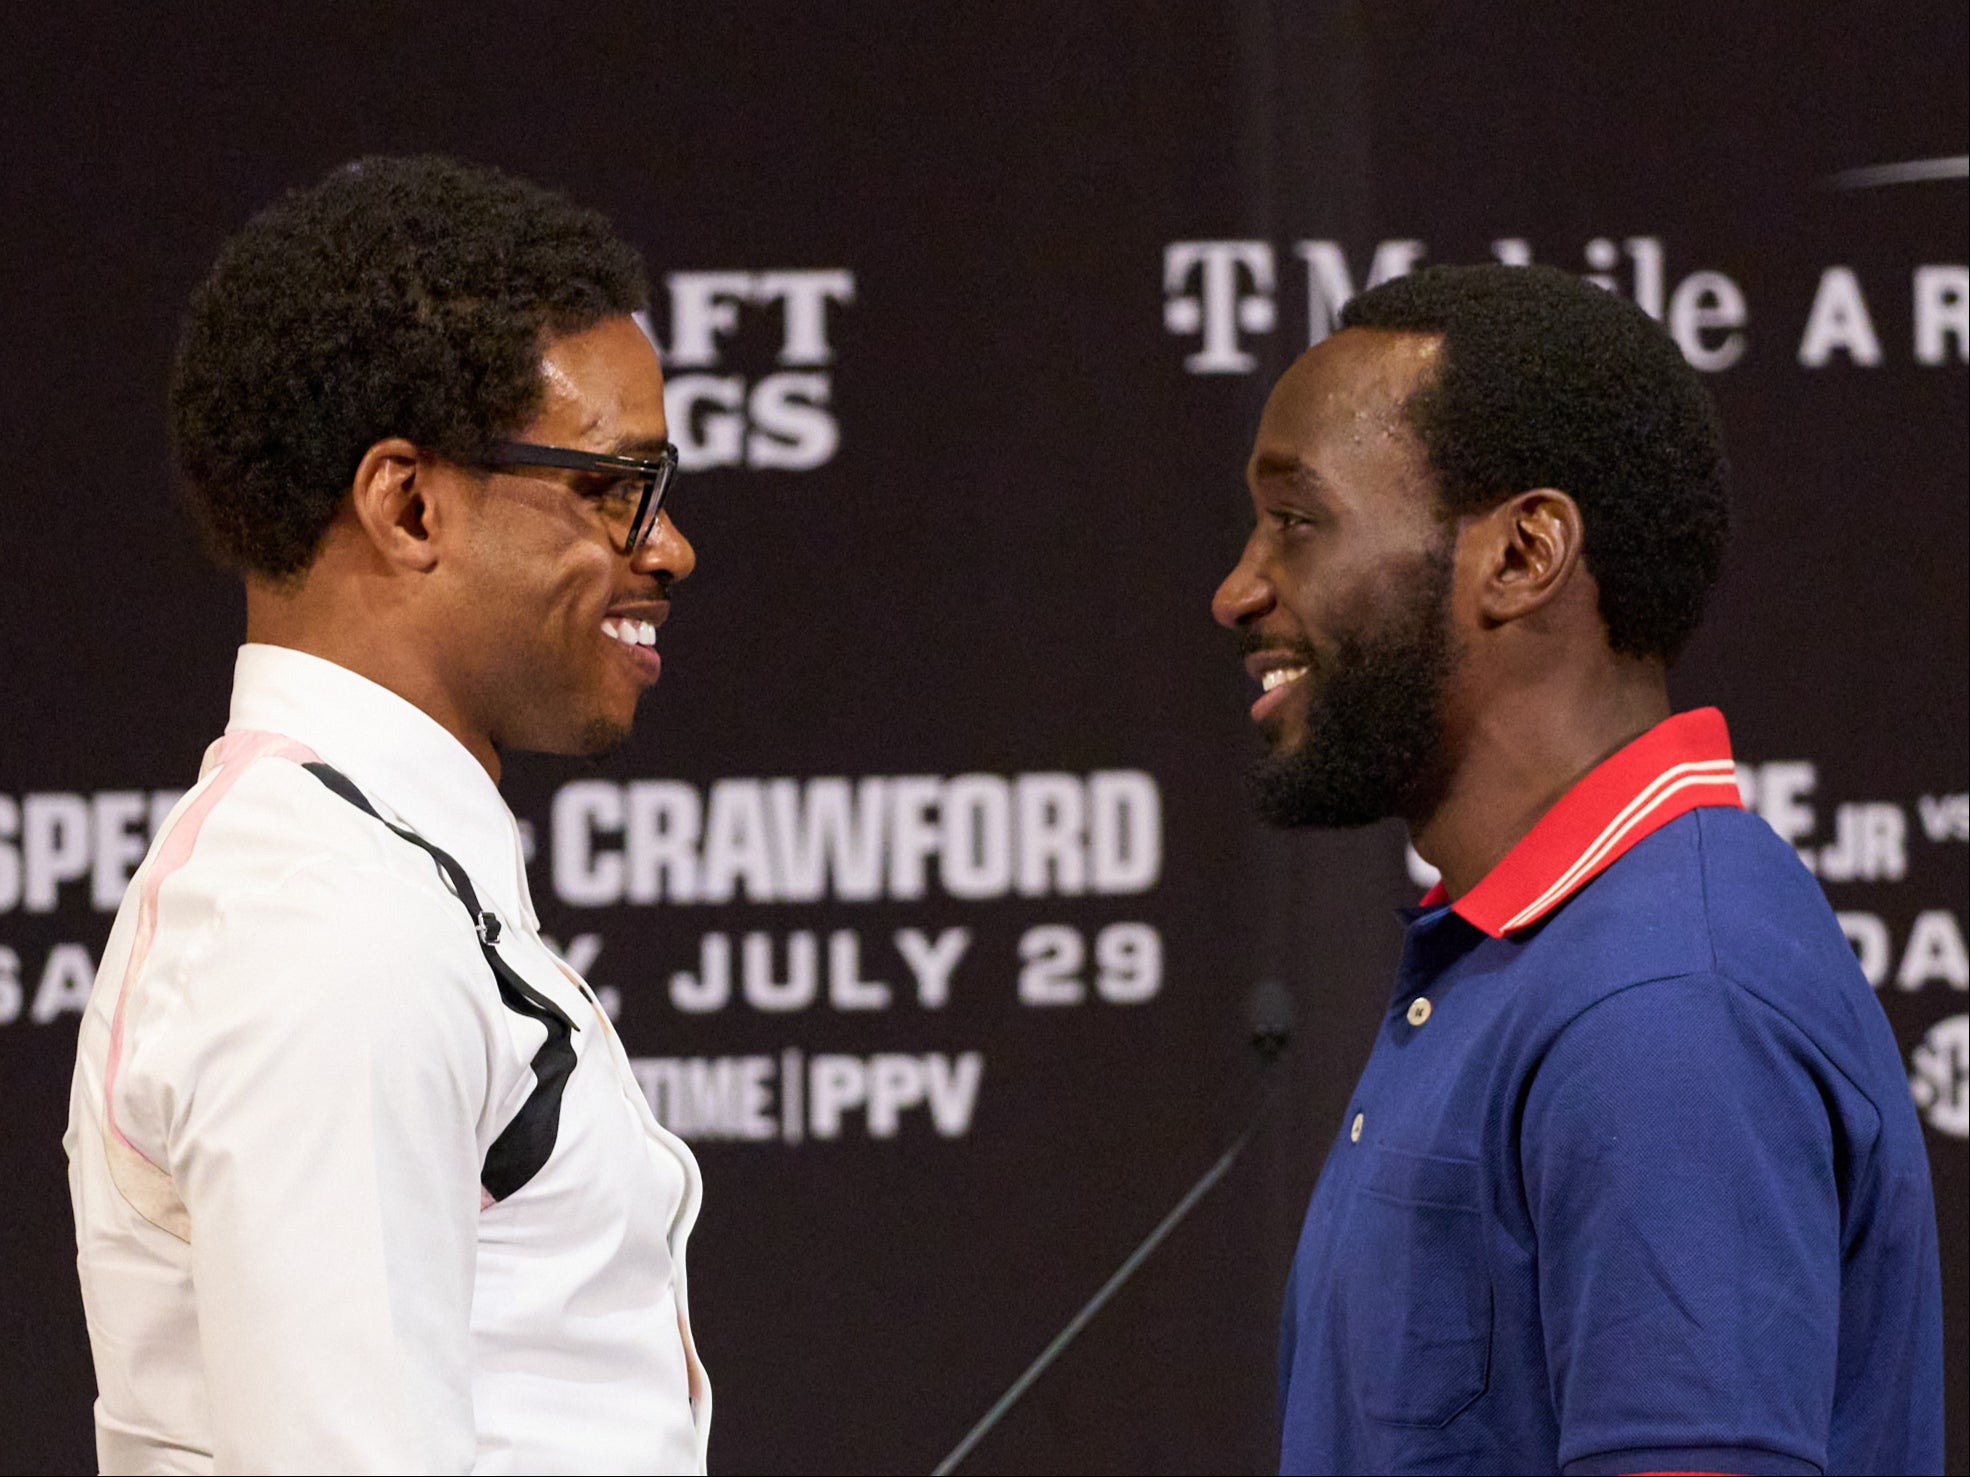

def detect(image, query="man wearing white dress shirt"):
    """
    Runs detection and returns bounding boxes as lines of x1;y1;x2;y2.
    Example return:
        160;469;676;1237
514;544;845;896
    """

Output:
65;156;709;1474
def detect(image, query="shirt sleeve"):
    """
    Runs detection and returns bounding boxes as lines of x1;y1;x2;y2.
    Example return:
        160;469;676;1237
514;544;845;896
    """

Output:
161;859;494;1474
1521;972;1840;1477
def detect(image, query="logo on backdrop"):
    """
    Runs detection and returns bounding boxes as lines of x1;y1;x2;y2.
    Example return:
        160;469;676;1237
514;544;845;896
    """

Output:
1910;1014;1968;1139
639;268;855;472
1161;237;1968;374
545;768;1167;1146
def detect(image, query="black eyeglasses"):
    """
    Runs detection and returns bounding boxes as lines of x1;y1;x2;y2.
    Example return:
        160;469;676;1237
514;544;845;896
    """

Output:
480;439;679;553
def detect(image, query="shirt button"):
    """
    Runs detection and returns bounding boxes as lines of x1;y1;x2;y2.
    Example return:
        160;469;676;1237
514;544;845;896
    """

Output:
1350;1112;1364;1143
1407;996;1433;1027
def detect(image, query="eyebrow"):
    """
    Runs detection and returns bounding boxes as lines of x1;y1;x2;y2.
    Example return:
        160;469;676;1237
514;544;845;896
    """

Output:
1250;451;1334;498
602;434;675;461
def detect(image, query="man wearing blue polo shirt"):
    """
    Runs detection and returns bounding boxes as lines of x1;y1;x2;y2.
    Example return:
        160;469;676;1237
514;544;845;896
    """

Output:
1214;264;1943;1476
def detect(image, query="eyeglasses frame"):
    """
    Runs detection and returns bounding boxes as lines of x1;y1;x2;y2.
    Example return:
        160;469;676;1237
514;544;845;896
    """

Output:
479;439;679;553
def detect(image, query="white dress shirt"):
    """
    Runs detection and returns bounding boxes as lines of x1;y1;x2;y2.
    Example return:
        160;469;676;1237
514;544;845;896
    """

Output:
66;644;710;1475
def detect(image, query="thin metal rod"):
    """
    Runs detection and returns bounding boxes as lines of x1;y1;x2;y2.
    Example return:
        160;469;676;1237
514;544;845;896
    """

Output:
1824;154;1967;189
931;1084;1277;1476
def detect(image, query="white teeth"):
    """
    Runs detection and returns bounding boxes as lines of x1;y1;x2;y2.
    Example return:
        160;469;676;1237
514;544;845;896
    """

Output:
1261;666;1308;693
603;617;657;648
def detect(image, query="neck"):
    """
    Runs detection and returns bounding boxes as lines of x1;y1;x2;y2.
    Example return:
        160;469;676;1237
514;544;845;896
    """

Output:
1409;656;1669;899
245;576;502;784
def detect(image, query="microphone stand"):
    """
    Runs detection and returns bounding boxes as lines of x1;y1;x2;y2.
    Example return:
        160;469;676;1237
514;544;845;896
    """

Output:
931;1007;1291;1477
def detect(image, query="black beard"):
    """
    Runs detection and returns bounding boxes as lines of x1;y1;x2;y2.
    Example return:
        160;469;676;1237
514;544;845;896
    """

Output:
1248;540;1458;829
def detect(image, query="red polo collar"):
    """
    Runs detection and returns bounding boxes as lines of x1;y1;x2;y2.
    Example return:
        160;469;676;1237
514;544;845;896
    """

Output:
1419;707;1742;938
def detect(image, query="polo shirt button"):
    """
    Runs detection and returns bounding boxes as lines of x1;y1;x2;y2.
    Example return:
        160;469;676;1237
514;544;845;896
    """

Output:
1350;1112;1364;1143
1407;996;1432;1026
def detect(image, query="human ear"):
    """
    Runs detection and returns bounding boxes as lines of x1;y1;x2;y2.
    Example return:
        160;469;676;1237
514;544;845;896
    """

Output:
347;438;442;573
1475;488;1584;625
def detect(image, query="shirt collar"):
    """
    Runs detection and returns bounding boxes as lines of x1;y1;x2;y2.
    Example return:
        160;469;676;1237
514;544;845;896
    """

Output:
1419;707;1741;939
220;643;539;930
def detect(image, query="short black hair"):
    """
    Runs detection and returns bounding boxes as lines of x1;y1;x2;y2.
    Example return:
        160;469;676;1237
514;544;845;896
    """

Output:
170;154;648;579
1339;263;1730;663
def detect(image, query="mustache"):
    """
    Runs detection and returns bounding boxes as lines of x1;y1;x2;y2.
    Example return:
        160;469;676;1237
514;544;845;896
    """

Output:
614;576;673;603
1236;630;1319;665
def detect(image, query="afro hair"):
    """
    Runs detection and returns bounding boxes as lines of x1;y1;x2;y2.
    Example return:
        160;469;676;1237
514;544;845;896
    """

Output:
1340;262;1731;663
169;154;648;579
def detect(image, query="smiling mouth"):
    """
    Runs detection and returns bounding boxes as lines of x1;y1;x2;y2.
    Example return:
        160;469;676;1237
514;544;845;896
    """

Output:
602;617;657;648
1249;661;1311;724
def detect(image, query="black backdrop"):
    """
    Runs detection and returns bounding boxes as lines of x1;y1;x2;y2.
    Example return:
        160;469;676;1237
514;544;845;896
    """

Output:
2;6;1964;1473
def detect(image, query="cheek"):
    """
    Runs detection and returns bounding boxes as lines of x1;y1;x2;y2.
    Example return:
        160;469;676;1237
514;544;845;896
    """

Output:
1272;541;1363;633
498;522;616;629
475;494;617;597
463;550;614;665
549;543;616;610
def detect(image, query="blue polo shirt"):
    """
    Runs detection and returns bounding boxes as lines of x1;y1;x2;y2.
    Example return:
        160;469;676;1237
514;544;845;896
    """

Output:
1278;710;1943;1476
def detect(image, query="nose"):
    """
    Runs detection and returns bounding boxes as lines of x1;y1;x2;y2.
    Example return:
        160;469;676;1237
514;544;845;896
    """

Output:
1212;542;1273;629
634;511;696;583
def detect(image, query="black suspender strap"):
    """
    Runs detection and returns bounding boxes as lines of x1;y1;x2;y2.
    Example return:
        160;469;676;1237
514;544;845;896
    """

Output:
301;760;578;1203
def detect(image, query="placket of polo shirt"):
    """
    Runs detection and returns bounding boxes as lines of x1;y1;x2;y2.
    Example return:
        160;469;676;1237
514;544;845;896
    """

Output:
1391;907;1483;1022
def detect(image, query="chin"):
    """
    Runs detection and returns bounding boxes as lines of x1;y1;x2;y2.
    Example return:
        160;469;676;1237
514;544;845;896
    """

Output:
508;711;634;759
572;714;634;757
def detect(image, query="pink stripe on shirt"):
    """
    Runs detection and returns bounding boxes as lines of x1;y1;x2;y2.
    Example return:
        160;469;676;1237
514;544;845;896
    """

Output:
103;730;320;1168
